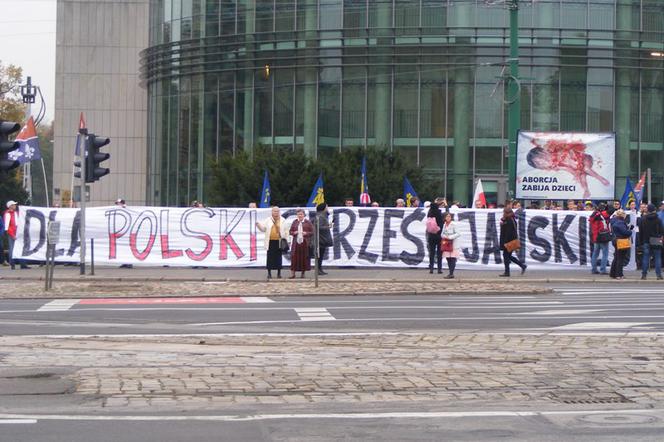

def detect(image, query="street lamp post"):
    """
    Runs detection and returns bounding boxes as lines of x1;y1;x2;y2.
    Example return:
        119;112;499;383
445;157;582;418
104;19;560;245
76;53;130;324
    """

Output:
507;0;520;201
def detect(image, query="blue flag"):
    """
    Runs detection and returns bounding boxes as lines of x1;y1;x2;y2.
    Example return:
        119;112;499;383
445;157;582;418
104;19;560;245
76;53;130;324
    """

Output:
620;177;636;209
404;177;419;207
307;173;325;207
259;170;271;208
359;156;371;205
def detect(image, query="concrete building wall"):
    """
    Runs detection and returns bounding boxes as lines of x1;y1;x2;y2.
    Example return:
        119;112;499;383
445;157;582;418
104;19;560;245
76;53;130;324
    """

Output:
54;0;148;207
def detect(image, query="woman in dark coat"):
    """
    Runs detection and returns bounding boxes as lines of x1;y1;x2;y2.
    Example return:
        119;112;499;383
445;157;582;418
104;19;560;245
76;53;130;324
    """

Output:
609;209;633;280
499;207;527;277
289;208;314;278
426;198;445;273
315;203;333;275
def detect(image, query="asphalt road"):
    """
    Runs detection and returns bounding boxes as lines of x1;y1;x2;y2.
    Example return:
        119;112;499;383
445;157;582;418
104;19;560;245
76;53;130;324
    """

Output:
1;284;664;335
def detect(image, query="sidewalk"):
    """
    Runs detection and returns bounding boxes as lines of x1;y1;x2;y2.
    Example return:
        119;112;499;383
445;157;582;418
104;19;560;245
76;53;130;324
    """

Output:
0;265;653;299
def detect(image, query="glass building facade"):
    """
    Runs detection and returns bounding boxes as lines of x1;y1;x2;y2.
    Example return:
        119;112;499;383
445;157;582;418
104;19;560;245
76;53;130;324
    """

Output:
142;0;664;206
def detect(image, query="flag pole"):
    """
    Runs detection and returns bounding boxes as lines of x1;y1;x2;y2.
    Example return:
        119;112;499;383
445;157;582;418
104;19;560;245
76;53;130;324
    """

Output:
40;158;50;207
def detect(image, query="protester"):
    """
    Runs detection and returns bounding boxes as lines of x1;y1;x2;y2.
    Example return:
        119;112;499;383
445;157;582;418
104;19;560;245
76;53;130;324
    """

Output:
606;200;620;216
0;212;5;266
499;207;526;277
248;201;257;208
441;212;461;279
395;198;405;208
425;198;444;274
3;201;28;270
589;203;611;275
584;201;593;211
609;209;633;280
639;204;663;280
344;198;354;207
255;206;289;279
410;196;420;208
474;199;485;209
289;208;314;279
450;200;460;210
315;203;333;276
512;201;522;211
567;199;577;211
370;202;380;207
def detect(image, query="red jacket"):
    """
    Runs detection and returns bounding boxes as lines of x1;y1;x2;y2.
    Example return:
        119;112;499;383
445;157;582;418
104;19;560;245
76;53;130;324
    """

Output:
589;210;609;243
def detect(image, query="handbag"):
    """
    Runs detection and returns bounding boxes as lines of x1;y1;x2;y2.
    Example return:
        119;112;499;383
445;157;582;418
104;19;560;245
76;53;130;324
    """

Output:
279;238;289;253
504;239;521;253
649;236;663;248
440;238;453;253
616;238;631;250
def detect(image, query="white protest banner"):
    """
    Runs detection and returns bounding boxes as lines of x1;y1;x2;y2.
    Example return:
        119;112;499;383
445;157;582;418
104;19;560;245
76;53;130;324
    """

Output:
516;131;615;200
14;206;626;270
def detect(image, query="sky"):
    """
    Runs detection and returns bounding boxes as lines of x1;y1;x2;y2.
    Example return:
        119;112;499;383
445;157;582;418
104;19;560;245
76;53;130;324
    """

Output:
0;0;57;123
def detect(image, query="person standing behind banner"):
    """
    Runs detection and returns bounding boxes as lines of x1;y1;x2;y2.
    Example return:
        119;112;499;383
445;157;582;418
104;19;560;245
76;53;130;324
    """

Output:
639;204;663;280
441;212;461;279
609;210;633;280
425;198;444;274
256;206;289;280
499;207;526;277
589;203;611;275
289;208;314;279
315;203;333;276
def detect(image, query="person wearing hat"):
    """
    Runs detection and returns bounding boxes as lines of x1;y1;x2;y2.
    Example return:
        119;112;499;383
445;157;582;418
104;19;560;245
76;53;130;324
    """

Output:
639;203;663;280
3;201;29;270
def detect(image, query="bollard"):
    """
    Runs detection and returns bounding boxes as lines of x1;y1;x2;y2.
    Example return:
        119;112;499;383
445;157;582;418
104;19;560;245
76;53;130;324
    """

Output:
90;238;95;275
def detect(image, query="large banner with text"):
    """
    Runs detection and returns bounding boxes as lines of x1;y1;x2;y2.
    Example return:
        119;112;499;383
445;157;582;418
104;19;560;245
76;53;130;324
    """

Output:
12;206;627;270
516;131;615;200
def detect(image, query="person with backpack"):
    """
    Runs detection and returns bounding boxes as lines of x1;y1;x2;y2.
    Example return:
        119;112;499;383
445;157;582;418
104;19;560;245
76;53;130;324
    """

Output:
589;202;611;275
426;197;445;274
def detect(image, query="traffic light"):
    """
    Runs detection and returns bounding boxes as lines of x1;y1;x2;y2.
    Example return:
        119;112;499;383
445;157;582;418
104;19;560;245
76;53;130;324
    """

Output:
86;133;110;182
0;120;21;173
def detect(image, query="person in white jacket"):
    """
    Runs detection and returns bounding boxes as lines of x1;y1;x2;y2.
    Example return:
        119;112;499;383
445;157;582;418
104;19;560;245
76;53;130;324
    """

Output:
255;206;289;279
440;212;461;279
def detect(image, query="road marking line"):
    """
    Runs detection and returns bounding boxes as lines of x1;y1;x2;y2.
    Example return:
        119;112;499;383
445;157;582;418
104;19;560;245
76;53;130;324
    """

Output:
37;299;80;312
0;409;663;422
520;309;604;316
0;419;37;424
553;322;653;330
78;297;273;305
241;297;274;303
294;308;335;322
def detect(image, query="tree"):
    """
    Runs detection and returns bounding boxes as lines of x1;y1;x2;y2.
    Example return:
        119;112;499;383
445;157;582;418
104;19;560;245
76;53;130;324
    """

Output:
206;146;437;207
0;60;28;207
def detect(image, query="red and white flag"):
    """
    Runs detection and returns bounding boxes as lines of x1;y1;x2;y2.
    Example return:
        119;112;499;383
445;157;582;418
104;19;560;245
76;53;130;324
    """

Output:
472;179;487;208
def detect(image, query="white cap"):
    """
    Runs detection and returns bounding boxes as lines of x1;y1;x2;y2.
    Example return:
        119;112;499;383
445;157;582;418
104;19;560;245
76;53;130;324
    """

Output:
6;200;17;208
424;201;431;208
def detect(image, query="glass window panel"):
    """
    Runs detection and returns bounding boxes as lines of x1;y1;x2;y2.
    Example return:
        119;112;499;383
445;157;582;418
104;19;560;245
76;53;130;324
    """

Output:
255;71;273;144
643;1;664;33
342;66;366;145
641;68;664;143
475;146;501;175
256;0;273;34
320;0;342;30
589;0;614;30
206;0;220;36
421;0;446;34
318;66;341;147
274;68;294;137
344;0;366;37
420;66;447;139
275;1;295;32
560;1;586;30
394;0;419;36
221;1;237;35
587;85;613;132
219;72;235;153
394;67;419;139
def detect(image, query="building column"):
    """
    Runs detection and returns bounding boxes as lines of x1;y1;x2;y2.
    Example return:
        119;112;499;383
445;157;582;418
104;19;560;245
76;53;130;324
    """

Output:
303;0;318;158
243;0;256;154
615;0;633;198
451;2;472;203
532;1;556;131
373;1;392;149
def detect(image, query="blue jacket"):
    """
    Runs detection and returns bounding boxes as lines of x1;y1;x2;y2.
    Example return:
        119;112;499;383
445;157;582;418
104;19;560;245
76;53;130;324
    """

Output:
0;215;4;236
658;210;664;226
610;217;631;239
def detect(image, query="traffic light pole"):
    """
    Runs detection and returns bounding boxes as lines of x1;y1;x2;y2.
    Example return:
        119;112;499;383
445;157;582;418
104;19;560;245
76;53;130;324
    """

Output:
79;129;87;275
507;0;520;201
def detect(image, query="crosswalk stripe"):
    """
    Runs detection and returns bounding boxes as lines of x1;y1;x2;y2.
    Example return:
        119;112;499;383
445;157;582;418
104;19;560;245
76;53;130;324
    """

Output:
0;419;37;424
37;299;80;312
294;308;335;322
553;322;653;330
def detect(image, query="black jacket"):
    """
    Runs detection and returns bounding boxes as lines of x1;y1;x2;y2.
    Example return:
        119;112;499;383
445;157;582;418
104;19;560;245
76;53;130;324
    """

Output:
426;206;444;239
315;212;333;248
640;212;663;243
499;215;518;248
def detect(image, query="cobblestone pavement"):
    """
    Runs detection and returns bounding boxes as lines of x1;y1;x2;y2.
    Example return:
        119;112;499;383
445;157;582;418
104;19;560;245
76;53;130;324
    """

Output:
0;280;551;299
2;333;663;411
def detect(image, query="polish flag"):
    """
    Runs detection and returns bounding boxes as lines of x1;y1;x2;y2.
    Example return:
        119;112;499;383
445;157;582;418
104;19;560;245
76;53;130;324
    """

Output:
472;179;487;208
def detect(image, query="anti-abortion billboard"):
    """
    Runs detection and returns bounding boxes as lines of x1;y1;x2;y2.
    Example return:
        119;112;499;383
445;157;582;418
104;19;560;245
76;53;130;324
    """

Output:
516;131;615;200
